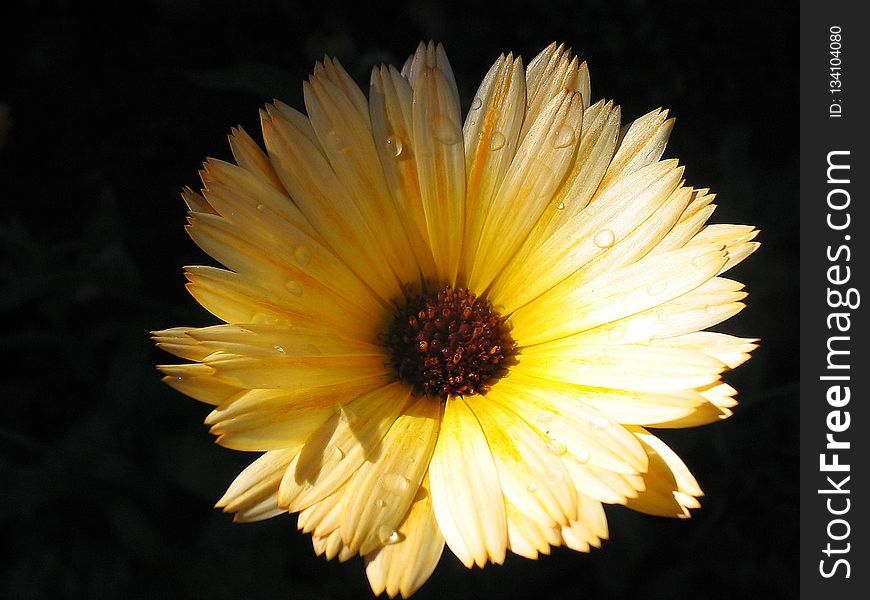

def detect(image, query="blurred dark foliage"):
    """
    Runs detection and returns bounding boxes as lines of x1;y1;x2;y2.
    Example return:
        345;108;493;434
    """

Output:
1;0;797;598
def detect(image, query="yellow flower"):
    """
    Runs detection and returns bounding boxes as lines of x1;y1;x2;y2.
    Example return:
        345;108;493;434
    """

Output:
153;41;758;597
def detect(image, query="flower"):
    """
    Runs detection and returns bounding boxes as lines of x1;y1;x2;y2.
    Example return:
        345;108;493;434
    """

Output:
153;41;758;597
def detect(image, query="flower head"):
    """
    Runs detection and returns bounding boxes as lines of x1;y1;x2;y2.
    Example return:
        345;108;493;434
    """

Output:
153;41;758;597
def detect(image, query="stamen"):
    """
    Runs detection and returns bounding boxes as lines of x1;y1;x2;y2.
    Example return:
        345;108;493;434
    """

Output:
386;286;516;397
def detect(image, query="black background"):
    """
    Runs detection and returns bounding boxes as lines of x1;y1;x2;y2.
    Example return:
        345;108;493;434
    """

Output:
1;1;797;598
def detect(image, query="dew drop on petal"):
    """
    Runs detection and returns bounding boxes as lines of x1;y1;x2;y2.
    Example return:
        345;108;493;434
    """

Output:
385;135;404;158
526;482;538;493
593;229;616;248
470;96;483;110
590;416;610;431
379;473;410;494
433;115;460;144
273;344;285;354
489;131;506;150
545;437;567;456
375;498;387;508
330;446;345;461
535;412;554;427
294;245;312;266
554;200;566;210
573;448;591;464
552;126;576;148
285;280;303;296
256;203;266;212
378;526;405;545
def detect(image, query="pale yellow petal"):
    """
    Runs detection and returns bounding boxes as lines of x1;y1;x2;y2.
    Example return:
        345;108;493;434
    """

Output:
599;108;673;190
364;475;445;599
261;104;404;302
468;89;584;293
279;382;411;511
460;53;526;282
227;125;286;191
203;372;390;451
469;398;578;526
511;242;728;347
523;43;590;142
216;447;301;515
429;396;507;567
504;500;559;559
492;158;682;314
517;342;726;393
304;61;422;290
369;64;437;281
486;373;648;474
340;395;441;555
624;427;703;518
410;42;466;285
649;331;758;369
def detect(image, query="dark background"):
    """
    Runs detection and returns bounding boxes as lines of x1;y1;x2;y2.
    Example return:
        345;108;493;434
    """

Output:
1;0;797;598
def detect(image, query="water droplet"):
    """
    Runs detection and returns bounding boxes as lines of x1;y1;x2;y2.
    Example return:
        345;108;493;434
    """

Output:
489;131;506;150
256;203;266;212
573;448;591;464
294;245;311;266
590;416;610;431
433;116;460;144
378;526;405;545
385;135;404;158
285;280;302;296
273;344;285;354
545;437;567;456
470;96;483;110
526;482;538;493
593;229;615;249
176;376;183;381
379;473;410;494
375;499;387;508
646;280;667;296
535;412;554;426
554;200;566;210
330;446;345;461
552;126;576;148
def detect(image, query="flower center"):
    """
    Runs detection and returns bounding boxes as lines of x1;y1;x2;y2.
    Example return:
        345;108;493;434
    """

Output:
387;285;516;397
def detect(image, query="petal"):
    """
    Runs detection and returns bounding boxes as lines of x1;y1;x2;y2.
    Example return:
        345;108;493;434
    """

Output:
205;353;388;391
599;108;674;190
469;398;578;526
523;43;591;141
157;362;242;406
648;332;758;369
559;493;609;551
488;99;620;309
279;382;412;511
504;499;559;559
369;64;438;282
304;60;422;291
216;447;301;516
410;42;466;286
485;373;648;475
364;475;445;599
510;242;728;347
203;371;391;451
624;427;703;518
468;89;584;293
517;341;727;393
460;53;526;282
227;125;286;191
340;395;441;555
262;103;404;302
492;158;683;314
429;396;507;567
